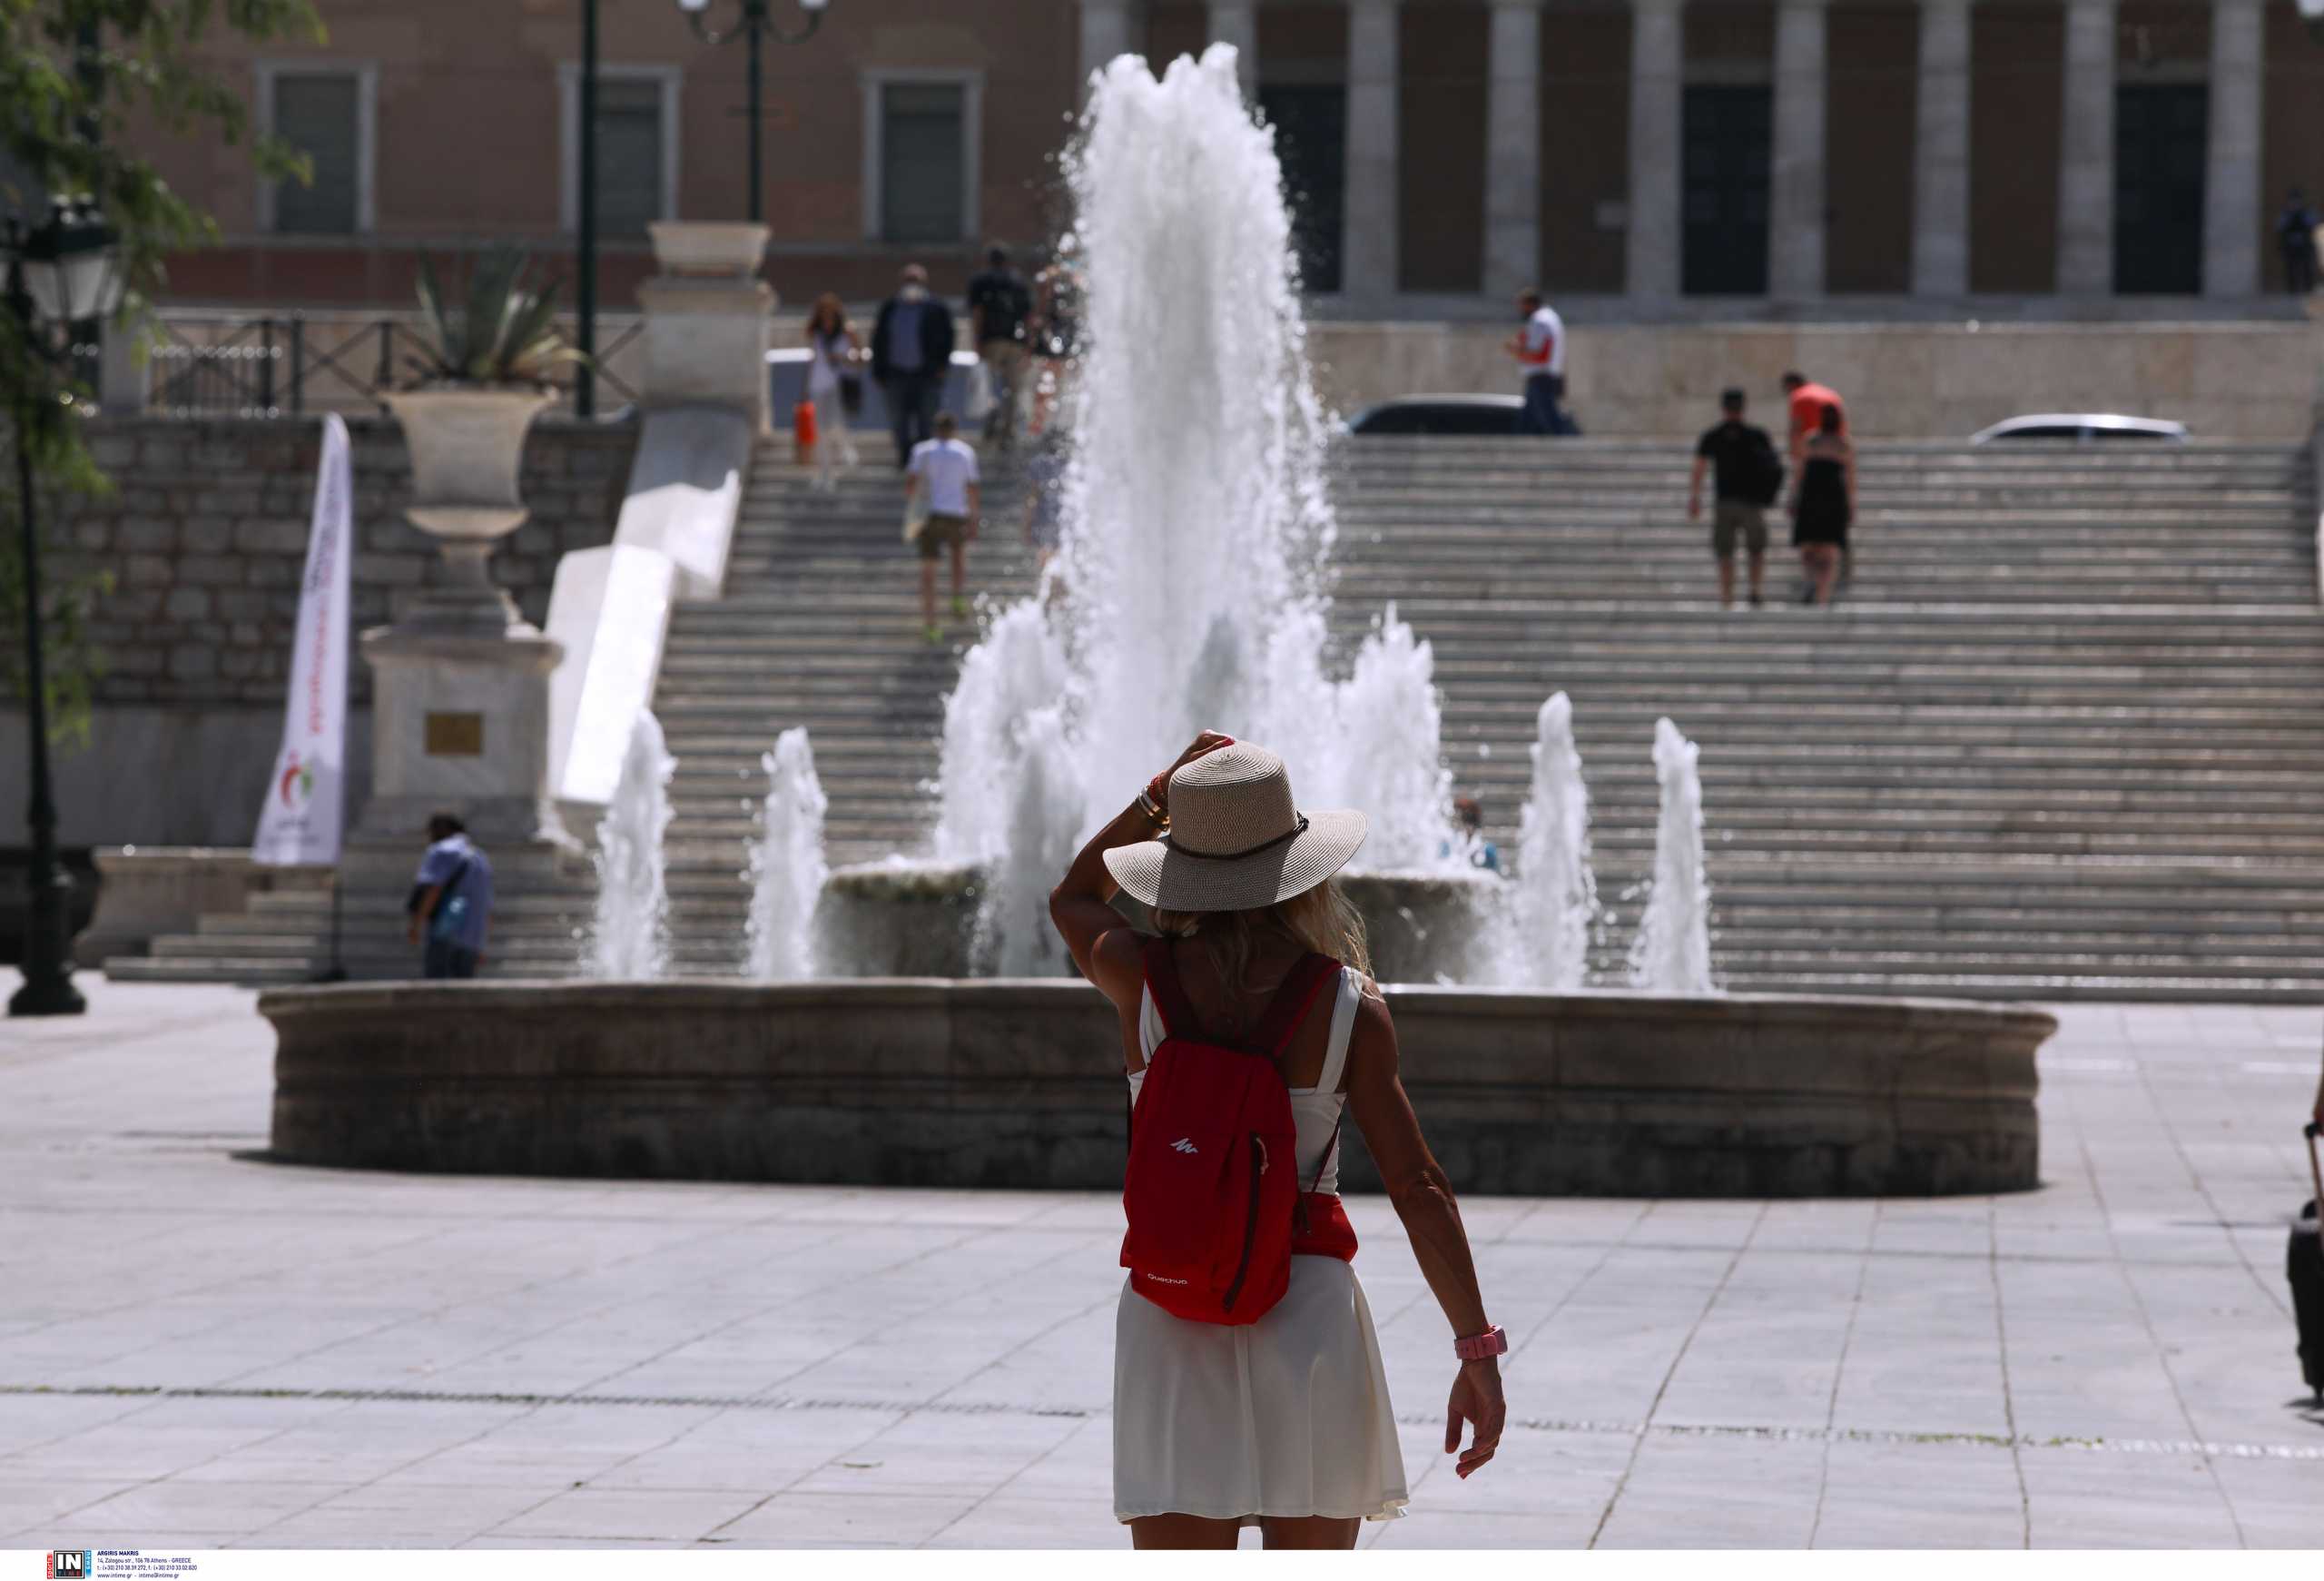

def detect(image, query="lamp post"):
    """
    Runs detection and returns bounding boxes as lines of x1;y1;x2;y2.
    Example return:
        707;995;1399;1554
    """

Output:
675;0;832;224
5;197;124;1018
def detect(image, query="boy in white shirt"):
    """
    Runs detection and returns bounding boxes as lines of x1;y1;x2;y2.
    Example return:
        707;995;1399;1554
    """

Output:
905;411;982;643
1504;288;1577;436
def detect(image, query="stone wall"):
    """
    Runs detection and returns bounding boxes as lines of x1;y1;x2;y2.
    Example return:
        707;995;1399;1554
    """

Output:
4;415;634;849
1309;317;2324;439
262;979;2053;1198
52;415;635;710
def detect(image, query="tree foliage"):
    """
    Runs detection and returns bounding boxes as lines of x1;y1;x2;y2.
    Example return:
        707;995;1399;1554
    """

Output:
0;0;321;742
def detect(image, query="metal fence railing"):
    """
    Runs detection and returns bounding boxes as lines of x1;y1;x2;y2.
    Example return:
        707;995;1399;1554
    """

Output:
136;311;645;420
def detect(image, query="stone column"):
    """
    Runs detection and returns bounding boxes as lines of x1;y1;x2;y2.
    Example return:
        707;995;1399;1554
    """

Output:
1769;0;1829;299
1080;0;1137;96
1483;0;1544;299
2202;0;2263;298
1626;0;1685;301
1342;0;1402;302
1208;2;1258;97
1912;0;1972;297
2056;0;2116;293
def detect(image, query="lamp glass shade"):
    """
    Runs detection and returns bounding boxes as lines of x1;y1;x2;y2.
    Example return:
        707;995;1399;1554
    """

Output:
18;203;123;326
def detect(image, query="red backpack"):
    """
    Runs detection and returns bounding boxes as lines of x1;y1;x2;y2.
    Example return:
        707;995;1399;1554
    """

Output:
1120;938;1359;1326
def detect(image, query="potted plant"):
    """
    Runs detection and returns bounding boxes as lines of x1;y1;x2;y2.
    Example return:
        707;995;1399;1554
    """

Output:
387;247;581;627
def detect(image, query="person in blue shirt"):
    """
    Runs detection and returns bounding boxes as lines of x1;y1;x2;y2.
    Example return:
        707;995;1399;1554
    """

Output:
1443;795;1501;874
405;813;494;980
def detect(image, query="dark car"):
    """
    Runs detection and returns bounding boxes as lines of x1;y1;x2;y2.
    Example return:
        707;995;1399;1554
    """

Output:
1344;395;1525;437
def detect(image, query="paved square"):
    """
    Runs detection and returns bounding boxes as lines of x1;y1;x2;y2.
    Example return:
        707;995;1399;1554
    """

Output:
3;986;2319;1547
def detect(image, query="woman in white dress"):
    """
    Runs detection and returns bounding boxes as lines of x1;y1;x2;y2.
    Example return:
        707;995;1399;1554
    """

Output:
802;293;861;491
1049;731;1508;1550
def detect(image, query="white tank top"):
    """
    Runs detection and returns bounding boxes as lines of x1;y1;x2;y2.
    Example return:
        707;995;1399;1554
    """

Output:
1126;965;1362;1196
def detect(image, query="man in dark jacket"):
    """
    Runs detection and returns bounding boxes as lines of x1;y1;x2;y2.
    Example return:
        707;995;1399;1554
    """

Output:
870;262;957;467
2280;189;2319;295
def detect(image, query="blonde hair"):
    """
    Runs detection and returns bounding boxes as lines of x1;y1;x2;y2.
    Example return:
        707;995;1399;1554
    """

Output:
1150;877;1381;1001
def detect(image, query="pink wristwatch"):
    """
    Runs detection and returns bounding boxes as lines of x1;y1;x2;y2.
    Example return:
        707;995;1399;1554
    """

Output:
1454;1325;1508;1361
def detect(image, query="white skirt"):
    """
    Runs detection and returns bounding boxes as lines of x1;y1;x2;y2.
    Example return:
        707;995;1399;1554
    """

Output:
1113;1254;1409;1525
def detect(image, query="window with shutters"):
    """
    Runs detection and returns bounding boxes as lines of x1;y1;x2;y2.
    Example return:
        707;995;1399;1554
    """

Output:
594;78;667;238
558;64;680;236
862;73;981;246
262;66;373;234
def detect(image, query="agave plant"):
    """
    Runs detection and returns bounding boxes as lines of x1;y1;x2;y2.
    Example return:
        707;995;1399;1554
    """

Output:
407;247;583;388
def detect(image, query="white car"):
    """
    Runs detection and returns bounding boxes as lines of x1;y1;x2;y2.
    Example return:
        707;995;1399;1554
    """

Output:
1969;413;2190;445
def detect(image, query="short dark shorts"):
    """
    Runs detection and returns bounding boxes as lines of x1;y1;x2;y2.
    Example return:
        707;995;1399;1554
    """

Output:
1711;499;1768;558
915;511;968;560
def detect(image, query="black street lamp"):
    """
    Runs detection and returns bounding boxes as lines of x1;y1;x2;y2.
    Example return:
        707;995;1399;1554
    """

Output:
675;0;832;224
5;196;124;1018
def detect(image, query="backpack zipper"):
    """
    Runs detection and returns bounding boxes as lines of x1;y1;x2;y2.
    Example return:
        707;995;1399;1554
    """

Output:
1221;1132;1263;1312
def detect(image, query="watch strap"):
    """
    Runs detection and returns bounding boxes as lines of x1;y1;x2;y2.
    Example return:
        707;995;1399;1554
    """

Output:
1454;1324;1508;1361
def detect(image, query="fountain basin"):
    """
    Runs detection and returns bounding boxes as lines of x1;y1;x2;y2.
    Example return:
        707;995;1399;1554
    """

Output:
261;981;2050;1197
817;862;1506;983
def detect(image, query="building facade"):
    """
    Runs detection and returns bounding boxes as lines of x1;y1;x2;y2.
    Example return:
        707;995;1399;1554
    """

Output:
133;0;2324;311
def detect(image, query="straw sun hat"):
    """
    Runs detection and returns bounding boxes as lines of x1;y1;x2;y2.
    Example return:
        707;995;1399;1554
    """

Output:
1103;743;1368;914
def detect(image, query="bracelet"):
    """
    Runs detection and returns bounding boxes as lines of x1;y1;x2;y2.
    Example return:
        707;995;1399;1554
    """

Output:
1137;788;1168;827
1453;1325;1508;1361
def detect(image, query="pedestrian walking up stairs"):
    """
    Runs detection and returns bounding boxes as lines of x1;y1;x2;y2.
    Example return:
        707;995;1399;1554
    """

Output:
655;434;2324;1002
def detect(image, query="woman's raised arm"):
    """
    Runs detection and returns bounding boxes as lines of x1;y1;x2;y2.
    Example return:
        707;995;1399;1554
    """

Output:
1048;729;1236;1002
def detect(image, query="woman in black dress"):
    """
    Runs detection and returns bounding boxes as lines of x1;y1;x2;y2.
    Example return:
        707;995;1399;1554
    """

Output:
1791;403;1855;607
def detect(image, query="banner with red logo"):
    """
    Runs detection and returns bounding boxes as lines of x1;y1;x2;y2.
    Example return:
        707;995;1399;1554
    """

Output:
251;412;352;867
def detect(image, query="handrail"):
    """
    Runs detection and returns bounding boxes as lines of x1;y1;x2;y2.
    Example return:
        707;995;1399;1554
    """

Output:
134;311;644;420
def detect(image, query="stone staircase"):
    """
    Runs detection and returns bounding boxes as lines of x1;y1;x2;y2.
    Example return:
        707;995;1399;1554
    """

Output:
658;434;2324;1000
114;433;2324;999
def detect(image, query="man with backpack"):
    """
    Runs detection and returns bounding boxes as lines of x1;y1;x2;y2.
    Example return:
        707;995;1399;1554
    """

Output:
966;244;1033;452
405;812;493;980
1689;388;1782;609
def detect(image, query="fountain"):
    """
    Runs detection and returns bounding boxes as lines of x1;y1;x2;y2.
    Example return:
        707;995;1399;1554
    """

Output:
833;49;1488;981
1512;694;1599;991
744;728;829;981
587;708;675;980
1629;717;1715;996
261;45;2053;1200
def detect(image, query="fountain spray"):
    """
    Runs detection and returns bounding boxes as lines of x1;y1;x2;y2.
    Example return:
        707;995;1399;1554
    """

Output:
930;45;1465;972
1629;716;1716;995
1514;693;1600;989
745;727;830;980
591;708;675;980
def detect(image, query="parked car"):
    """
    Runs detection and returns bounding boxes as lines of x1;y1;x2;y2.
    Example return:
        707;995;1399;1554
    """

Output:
1345;394;1524;437
1969;413;2190;445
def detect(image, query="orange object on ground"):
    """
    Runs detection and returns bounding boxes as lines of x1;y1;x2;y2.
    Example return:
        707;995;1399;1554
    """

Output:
793;399;818;452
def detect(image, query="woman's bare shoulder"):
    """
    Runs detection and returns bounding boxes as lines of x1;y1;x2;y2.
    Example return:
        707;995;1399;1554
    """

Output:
1089;926;1146;1008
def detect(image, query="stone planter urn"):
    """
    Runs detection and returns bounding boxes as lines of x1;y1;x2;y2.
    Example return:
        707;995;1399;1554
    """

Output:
386;385;554;632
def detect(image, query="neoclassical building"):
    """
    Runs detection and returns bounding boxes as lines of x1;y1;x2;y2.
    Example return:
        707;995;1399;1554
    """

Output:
129;0;2324;311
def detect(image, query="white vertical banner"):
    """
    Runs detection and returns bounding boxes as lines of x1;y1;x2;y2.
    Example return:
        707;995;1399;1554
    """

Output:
251;413;354;867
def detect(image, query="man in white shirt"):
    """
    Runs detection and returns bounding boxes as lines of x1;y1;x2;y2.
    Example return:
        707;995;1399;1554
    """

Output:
904;411;982;644
1504;288;1577;436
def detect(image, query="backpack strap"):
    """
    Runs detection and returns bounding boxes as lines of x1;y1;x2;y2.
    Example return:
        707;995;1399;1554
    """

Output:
1252;953;1341;1058
1140;936;1202;1041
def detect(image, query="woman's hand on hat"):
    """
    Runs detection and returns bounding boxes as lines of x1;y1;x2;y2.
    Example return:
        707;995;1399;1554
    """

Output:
1169;730;1234;773
1147;731;1235;816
